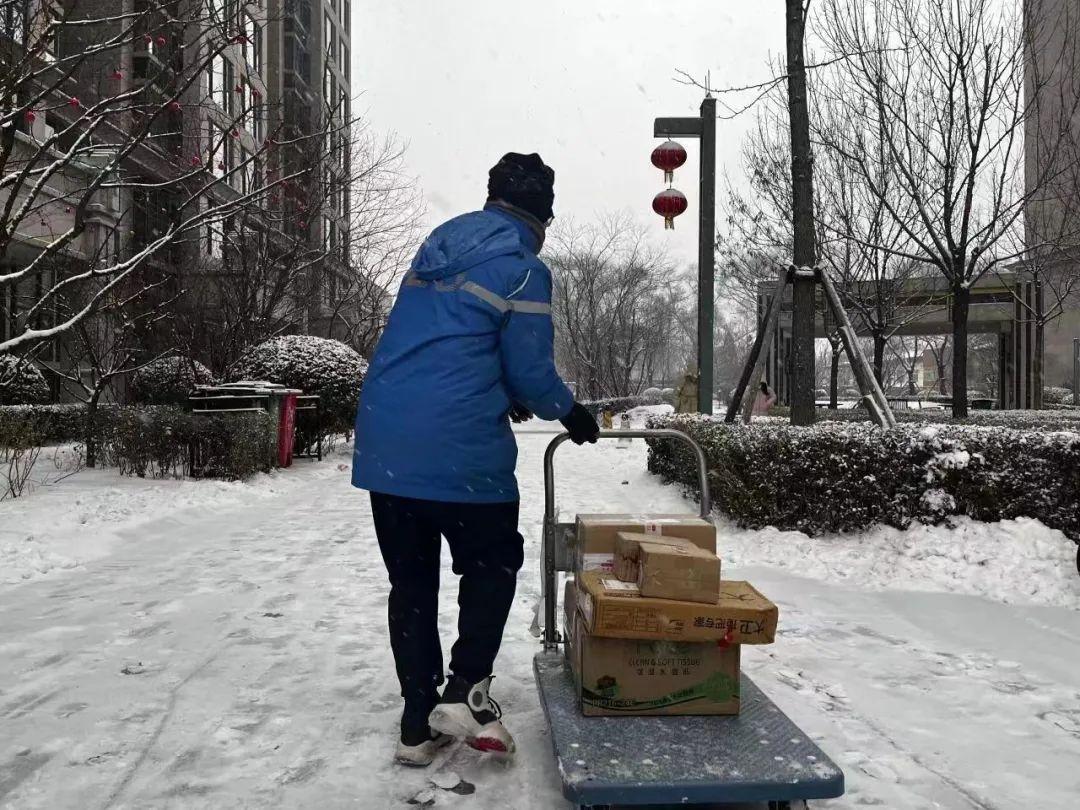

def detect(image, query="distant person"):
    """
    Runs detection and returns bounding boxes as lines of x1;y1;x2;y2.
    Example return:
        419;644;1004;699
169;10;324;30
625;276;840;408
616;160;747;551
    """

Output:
352;152;599;766
753;380;777;417
676;368;699;414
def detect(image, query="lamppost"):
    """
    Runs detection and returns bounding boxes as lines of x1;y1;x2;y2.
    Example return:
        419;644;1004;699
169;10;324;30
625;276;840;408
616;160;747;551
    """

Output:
653;96;717;415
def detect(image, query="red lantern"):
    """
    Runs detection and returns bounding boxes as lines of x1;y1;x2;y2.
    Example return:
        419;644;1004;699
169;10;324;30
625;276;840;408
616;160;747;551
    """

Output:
24;110;36;123
652;188;688;230
651;139;687;183
68;96;80;108
112;70;123;80
156;35;166;47
190;156;201;166
168;100;181;112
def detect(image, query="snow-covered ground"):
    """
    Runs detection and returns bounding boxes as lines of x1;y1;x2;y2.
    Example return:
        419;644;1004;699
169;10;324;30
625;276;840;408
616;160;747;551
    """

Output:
1;416;1079;809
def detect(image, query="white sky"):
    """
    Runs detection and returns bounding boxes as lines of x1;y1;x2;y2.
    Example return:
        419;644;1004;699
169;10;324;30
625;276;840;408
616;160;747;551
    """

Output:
352;1;786;269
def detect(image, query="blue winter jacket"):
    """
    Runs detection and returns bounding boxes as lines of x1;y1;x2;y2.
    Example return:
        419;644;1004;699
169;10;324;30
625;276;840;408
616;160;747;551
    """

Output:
351;205;575;503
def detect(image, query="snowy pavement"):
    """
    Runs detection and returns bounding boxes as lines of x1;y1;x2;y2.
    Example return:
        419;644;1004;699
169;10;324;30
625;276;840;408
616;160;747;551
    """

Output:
1;420;1079;809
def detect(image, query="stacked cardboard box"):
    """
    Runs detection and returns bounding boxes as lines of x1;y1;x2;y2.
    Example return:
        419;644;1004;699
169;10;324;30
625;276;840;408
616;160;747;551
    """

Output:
565;514;778;717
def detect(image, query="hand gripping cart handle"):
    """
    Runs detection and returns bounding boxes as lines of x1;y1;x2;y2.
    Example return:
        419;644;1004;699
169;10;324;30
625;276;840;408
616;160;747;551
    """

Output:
540;428;711;650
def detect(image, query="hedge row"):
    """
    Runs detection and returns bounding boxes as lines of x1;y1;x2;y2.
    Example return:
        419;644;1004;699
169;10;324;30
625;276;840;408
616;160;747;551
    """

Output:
582;392;671;417
0;404;273;480
645;413;1080;541
767;406;1080;431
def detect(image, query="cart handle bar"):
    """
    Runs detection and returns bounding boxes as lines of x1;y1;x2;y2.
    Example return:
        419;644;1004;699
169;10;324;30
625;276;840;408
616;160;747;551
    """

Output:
543;429;711;521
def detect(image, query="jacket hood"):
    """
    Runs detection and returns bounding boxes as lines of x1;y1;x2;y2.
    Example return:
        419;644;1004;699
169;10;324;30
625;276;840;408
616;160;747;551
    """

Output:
411;210;532;281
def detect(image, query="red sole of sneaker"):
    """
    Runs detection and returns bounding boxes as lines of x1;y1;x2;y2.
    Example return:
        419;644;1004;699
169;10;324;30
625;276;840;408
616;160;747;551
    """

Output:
467;737;508;754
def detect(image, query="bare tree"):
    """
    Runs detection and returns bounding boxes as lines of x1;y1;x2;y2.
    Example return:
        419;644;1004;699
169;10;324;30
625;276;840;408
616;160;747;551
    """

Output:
816;0;1080;416
0;0;349;367
546;214;686;400
47;270;175;465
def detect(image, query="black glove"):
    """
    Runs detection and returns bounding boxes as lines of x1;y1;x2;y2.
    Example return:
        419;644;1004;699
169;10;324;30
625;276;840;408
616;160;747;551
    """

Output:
560;402;600;445
509;402;533;423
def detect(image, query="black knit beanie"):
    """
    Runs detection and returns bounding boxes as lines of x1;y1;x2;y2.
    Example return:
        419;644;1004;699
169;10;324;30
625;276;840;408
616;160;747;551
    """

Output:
486;152;555;224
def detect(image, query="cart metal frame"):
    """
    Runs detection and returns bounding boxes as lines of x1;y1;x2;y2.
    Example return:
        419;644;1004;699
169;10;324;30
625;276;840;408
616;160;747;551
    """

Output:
535;429;845;809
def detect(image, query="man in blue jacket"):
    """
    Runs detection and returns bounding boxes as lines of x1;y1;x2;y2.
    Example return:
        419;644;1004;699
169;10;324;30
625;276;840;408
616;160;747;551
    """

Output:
352;153;599;766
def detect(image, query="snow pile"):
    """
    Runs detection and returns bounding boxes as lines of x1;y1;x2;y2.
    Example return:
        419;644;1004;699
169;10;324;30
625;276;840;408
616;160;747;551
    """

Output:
718;515;1080;610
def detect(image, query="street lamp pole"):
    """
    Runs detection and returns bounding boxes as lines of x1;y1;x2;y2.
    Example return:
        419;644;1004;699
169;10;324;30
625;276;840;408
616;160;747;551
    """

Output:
654;96;717;414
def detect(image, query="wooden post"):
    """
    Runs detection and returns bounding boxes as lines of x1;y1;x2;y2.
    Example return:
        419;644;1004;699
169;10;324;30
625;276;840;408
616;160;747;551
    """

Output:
698;97;717;415
819;269;897;427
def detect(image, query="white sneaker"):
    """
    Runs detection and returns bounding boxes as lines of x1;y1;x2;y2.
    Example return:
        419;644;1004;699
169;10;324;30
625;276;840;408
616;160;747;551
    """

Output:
428;676;515;755
395;730;453;767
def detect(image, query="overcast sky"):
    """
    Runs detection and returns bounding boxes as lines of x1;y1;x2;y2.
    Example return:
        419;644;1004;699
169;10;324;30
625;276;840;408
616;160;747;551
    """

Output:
352;1;786;268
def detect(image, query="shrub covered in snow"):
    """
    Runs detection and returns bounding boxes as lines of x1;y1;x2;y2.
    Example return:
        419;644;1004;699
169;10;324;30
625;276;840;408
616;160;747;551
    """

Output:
1043;386;1074;406
129;357;215;405
773;406;1080;431
228;334;368;434
0;354;49;406
646;413;1080;541
583;394;665;417
0;403;272;480
98;406;273;480
0;403;107;446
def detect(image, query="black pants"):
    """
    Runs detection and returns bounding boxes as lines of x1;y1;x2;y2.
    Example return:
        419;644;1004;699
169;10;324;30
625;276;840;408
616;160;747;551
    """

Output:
370;492;525;727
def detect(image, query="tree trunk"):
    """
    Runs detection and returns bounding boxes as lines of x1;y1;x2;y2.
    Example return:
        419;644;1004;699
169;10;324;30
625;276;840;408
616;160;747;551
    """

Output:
951;285;970;418
872;334;886;386
86;392;101;469
829;343;840;409
786;0;817;426
907;368;917;396
1034;318;1044;410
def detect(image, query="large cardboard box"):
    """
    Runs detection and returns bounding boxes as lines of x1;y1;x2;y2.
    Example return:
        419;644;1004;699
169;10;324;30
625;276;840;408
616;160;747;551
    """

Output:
571;612;740;716
575;514;716;575
577;570;778;644
615;532;721;604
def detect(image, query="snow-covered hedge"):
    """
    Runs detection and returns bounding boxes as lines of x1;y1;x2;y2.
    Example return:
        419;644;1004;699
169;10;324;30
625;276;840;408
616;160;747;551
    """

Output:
646;413;1080;541
99;406;272;479
583;391;672;416
0;354;49;405
775;407;1080;430
0;404;272;479
228;335;367;434
1043;386;1075;406
129;356;215;405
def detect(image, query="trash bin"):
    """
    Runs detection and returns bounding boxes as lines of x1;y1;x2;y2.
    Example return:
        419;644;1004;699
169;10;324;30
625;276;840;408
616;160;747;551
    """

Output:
211;381;303;468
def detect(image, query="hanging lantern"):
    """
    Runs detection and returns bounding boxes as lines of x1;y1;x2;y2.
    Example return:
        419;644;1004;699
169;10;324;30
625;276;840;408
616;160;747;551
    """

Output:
651;139;687;183
652;188;688;230
156;35;167;47
68;96;80;108
190;156;201;166
24;110;36;123
112;69;123;80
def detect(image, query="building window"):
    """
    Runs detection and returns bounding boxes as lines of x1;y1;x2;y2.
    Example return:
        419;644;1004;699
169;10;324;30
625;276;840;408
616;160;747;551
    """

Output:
324;13;333;60
342;42;349;82
211;51;229;111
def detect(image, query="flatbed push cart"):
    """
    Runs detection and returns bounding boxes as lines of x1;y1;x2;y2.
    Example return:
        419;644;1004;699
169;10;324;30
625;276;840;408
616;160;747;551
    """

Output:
535;429;845;810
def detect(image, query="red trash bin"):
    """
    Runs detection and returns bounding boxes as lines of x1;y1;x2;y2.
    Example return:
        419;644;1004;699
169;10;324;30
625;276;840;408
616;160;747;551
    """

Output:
277;392;299;467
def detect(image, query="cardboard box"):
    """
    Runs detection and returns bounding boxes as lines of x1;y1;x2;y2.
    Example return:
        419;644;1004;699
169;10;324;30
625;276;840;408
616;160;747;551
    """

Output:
615;532;721;603
575;514;716;575
571;612;740;716
577;570;778;644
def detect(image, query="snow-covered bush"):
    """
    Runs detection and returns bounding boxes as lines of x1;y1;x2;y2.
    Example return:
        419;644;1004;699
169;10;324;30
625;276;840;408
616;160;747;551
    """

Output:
98;406;273;480
646;413;1080;541
228;335;368;434
641;387;664;404
0;354;49;405
807;407;1080;431
129;357;214;405
0;403;101;447
583;394;660;417
1043;386;1074;406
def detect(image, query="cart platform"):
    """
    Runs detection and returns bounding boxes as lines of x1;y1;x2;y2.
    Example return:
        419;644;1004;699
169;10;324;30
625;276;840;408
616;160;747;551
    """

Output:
535;652;844;808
